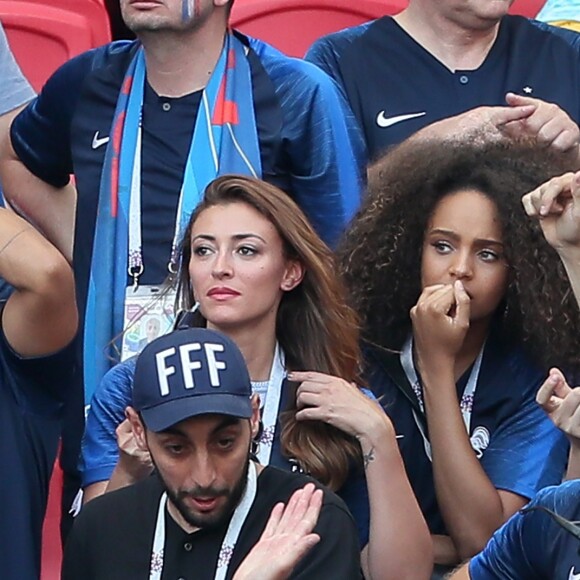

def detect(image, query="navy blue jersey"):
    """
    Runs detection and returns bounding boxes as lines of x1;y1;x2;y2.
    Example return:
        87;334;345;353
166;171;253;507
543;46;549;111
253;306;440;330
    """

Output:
0;322;75;578
365;329;568;536
307;15;580;160
470;481;580;579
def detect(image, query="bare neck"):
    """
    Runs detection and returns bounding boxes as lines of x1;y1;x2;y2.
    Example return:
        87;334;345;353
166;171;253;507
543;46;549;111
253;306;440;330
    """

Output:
394;4;500;71
207;321;278;382
139;21;227;97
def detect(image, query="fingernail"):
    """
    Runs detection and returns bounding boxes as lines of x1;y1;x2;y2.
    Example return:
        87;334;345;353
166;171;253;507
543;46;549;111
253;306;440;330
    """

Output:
540;205;548;216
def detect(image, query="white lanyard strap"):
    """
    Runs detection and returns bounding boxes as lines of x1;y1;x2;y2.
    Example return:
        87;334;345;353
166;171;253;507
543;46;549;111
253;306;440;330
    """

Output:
400;336;485;461
149;461;258;580
128;118;144;287
256;343;286;465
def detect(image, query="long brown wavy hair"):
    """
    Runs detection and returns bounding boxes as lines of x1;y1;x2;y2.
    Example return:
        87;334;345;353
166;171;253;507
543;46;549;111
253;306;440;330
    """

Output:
176;175;362;489
339;138;580;372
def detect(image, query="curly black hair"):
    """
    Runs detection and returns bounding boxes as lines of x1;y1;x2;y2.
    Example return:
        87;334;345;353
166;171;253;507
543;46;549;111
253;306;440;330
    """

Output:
338;138;580;372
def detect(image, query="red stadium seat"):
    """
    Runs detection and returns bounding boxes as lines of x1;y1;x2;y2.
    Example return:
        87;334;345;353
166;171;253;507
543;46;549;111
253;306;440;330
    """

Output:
41;462;63;580
509;0;545;18
0;2;97;91
17;0;112;47
230;0;405;57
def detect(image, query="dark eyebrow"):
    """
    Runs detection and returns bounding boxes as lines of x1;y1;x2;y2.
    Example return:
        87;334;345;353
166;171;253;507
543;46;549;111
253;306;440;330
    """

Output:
191;233;267;244
211;417;242;435
159;426;187;437
428;228;504;248
159;416;242;438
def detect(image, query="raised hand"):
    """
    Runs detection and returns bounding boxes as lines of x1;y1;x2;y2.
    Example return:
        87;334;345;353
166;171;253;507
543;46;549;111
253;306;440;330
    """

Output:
522;171;580;252
290;371;393;442
233;483;322;580
116;417;154;481
504;93;580;158
410;281;471;374
536;368;580;443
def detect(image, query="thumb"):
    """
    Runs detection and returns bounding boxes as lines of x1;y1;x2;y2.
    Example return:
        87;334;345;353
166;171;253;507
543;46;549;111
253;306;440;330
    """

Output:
453;280;470;326
551;367;573;399
505;91;538;108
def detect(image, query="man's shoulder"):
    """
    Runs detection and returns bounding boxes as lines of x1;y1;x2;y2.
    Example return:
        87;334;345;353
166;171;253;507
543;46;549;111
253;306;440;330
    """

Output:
244;33;345;94
506;14;580;52
310;18;380;54
79;474;161;523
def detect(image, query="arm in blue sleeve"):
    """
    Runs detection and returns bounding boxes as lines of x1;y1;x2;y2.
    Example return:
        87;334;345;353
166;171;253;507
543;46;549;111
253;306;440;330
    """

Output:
10;49;99;187
470;485;567;579
281;62;366;247
80;358;136;487
252;39;367;247
480;395;568;500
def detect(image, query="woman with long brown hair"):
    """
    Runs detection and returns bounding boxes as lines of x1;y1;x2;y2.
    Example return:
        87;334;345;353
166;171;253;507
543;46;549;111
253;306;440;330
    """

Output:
81;175;432;579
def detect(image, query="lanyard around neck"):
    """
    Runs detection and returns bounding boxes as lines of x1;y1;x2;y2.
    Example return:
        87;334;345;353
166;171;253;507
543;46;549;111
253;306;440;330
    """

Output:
149;461;258;580
400;336;485;462
255;343;286;465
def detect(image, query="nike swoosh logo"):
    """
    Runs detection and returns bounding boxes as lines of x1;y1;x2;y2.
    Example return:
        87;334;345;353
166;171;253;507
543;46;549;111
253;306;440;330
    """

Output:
92;131;110;150
376;111;426;128
569;567;580;580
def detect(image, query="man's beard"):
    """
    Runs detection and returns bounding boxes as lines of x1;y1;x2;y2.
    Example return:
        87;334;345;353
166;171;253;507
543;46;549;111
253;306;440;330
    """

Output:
155;452;251;531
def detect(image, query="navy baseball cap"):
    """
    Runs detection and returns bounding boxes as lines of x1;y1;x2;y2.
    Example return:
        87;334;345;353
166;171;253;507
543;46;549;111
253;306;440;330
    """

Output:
132;328;252;432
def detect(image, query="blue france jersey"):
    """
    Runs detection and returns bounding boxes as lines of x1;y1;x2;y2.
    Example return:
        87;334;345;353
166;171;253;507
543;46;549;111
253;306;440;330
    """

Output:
365;328;568;535
470;481;580;579
307;15;580;160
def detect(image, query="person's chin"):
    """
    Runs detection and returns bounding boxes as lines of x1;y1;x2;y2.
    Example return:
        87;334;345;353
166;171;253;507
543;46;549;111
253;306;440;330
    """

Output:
183;499;231;530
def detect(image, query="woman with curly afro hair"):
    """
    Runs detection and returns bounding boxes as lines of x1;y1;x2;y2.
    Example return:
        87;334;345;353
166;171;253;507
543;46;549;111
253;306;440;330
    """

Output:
339;138;580;577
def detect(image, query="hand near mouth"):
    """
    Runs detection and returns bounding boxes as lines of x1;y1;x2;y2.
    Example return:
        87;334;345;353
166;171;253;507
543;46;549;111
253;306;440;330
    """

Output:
411;280;471;377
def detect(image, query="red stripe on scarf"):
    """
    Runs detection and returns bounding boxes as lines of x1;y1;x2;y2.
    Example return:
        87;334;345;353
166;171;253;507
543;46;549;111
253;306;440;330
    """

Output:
121;74;133;95
227;48;236;69
110;110;126;218
211;78;239;125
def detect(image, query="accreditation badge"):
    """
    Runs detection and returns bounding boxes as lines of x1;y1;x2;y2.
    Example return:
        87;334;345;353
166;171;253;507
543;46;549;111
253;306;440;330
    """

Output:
121;285;177;361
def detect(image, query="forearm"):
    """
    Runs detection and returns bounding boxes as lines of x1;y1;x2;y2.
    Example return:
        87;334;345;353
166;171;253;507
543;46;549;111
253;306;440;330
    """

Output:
423;368;504;561
360;419;433;580
82;481;108;504
106;456;153;493
0;209;69;293
0;139;75;262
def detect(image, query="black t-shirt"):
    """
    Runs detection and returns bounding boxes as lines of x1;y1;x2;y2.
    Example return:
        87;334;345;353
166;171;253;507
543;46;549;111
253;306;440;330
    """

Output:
62;466;362;580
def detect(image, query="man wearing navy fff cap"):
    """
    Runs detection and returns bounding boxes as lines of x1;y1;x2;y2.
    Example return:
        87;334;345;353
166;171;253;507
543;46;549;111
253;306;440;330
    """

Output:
62;328;361;580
